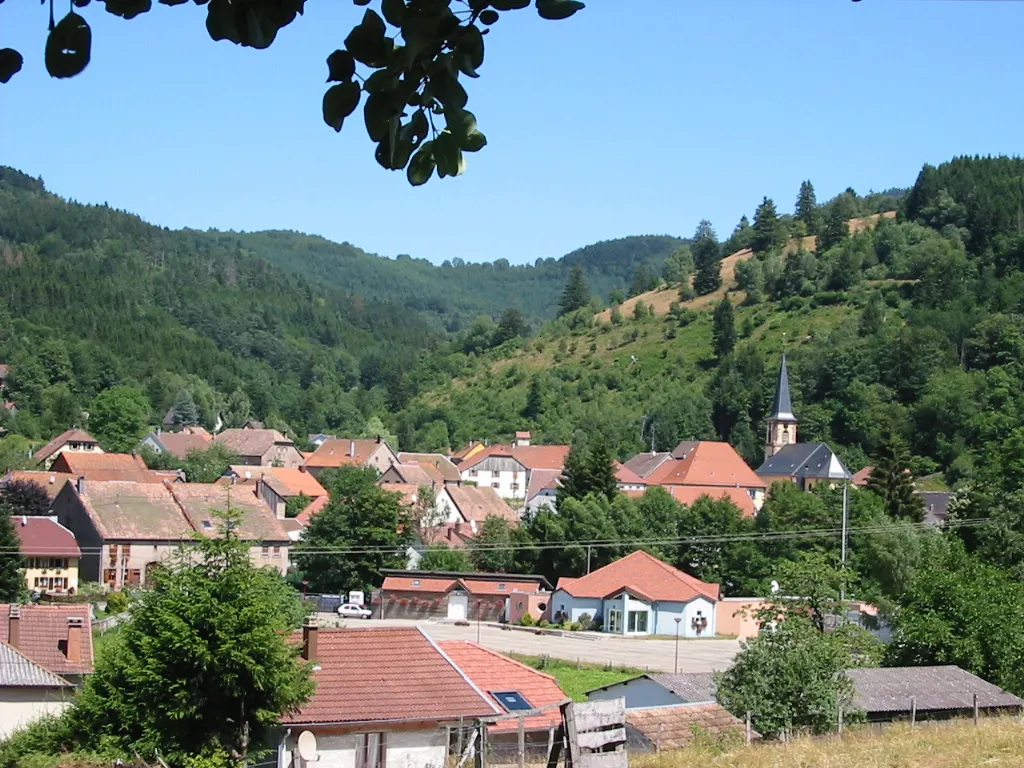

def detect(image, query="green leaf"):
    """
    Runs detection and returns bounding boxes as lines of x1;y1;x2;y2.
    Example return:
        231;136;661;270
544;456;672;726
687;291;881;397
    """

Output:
381;0;405;27
102;0;152;19
402;109;429;148
0;49;23;84
363;92;396;142
535;0;584;20
492;0;529;9
444;106;487;153
479;9;499;25
344;10;391;66
363;69;397;94
326;50;355;82
322;81;361;132
353;0;371;5
45;12;92;79
455;25;484;78
407;144;436;186
434;131;464;179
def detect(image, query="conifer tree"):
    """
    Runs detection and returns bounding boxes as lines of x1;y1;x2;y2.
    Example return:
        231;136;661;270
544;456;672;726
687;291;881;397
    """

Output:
522;375;544;419
558;265;590;316
712;297;737;358
0;515;23;601
819;204;851;251
171;389;200;427
795;180;819;233
752;197;784;253
692;220;722;296
867;432;925;522
557;438;618;506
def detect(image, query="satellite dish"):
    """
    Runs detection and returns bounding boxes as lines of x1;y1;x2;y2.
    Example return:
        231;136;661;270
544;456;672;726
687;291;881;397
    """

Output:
770;580;780;595
297;731;318;763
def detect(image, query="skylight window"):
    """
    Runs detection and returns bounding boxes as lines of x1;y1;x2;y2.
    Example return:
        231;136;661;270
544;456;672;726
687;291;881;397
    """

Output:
492;691;533;712
202;521;213;529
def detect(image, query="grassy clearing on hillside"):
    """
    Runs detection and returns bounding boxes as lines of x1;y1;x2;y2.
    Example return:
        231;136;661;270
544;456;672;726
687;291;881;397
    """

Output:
635;718;1024;768
511;654;643;701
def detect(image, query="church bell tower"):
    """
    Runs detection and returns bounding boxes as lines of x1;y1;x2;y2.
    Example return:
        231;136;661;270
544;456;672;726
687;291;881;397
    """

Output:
765;353;798;459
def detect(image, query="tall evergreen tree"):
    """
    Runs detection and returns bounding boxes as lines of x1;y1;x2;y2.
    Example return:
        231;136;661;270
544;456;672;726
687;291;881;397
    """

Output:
0;516;23;601
795;180;819;233
692;220;722;296
522;374;544;419
628;265;655;298
558;265;590;316
752;197;784;253
867;432;925;522
557;438;617;506
712;297;737;358
171;389;200;427
819;204;851;251
586;438;619;502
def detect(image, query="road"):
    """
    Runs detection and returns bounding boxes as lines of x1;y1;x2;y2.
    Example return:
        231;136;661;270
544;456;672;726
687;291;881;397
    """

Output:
326;616;739;674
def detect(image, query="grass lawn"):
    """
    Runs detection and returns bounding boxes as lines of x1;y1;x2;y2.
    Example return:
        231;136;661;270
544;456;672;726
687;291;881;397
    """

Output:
632;718;1024;768
511;654;644;702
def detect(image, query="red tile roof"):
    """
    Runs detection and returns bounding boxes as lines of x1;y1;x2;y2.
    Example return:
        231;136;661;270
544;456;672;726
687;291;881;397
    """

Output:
420;523;475;549
447;486;518;524
526;469;562;502
11;517;81;557
0;604;93;676
666;486;756;518
4;471;77;500
382;571;552;596
381;463;439;487
152;429;213;459
439;642;567;732
398;453;462;483
626;703;756;749
34;429;99;464
556;550;719;602
281;627;497;725
643;442;765;489
459;445;570;472
852;466;873;487
50;452;165;483
168;484;289;542
614;463;647;487
295;495;329;526
303;438;394;469
228;466;327;499
214;429;293;459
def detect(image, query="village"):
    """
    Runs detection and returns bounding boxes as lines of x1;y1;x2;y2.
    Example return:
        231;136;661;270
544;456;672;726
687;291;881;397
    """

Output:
0;354;1016;768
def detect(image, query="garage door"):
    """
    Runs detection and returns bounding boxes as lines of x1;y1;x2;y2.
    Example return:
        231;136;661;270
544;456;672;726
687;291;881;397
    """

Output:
447;594;468;621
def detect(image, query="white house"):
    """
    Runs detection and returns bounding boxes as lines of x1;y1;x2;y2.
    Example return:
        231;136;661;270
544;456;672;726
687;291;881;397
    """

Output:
458;445;569;501
551;550;720;637
0;642;74;738
279;623;498;768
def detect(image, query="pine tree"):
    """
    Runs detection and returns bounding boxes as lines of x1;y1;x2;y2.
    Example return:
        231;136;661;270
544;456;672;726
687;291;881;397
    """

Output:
172;389;200;427
585;438;619;501
866;432;925;522
558;265;590;316
712;297;736;358
795;180;819;233
522;375;544;419
0;515;24;601
557;439;618;505
628;265;655;298
692;220;721;296
752;197;784;253
859;293;886;336
557;442;591;505
819;205;850;251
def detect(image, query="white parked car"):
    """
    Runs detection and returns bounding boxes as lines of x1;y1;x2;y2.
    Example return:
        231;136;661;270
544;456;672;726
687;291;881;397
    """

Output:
337;603;372;619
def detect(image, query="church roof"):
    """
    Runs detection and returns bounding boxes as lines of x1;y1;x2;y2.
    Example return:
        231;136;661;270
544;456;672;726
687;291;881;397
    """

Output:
757;443;852;481
769;354;797;423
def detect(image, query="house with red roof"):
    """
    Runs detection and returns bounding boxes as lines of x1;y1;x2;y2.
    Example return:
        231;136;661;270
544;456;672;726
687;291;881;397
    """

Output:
552;550;720;637
138;426;213;460
458;444;570;502
280;624;498;768
33;428;103;470
379;570;552;623
302;437;399;478
11;516;82;596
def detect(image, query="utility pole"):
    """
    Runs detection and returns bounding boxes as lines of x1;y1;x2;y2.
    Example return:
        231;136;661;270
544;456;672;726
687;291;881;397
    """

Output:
840;480;849;603
586;546;593;574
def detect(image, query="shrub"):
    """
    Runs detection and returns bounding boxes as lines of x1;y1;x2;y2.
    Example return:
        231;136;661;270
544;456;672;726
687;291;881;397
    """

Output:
519;614;536;627
577;613;592;627
567;621;582;632
538;619;550;629
104;591;130;615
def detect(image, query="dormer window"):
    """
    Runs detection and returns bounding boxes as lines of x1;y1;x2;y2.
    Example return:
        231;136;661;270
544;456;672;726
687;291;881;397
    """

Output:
412;579;421;588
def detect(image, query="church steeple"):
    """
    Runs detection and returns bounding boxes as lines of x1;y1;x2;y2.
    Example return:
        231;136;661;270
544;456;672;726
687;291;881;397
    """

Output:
765;354;798;458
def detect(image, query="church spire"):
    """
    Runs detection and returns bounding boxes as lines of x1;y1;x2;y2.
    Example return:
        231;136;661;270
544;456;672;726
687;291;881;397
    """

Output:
765;354;798;459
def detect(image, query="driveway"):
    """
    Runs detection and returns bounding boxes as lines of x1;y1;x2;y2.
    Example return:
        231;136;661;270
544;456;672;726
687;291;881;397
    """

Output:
327;616;739;673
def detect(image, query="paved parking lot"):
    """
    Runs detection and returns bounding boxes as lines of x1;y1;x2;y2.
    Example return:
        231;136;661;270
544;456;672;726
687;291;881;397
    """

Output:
326;616;739;673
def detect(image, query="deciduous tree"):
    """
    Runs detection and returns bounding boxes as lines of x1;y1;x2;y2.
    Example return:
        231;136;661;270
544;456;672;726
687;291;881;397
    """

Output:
0;479;51;517
418;545;474;572
88;385;151;453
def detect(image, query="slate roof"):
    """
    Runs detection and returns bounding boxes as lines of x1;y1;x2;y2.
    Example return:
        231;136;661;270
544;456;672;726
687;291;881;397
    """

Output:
757;442;852;481
281;627;497;726
147;429;213;459
50;452;163;483
645;442;765;489
381;570;552;595
3;471;77;501
666;486;756;518
556;550;720;602
304;438;393;469
439;642;568;732
0;641;71;688
35;429;99;464
622;452;673;479
458;445;570;472
847;666;1024;714
214;428;292;458
626;703;756;751
398;453;462;483
920;492;952;526
447;486;518;523
768;353;797;422
11;516;81;557
0;604;94;676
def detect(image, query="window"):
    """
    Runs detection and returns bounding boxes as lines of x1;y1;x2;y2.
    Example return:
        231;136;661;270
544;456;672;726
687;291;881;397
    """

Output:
497;584;506;591
608;609;622;633
262;546;270;556
412;579;421;588
491;482;500;489
628;611;648;633
202;521;213;529
103;569;116;586
272;546;281;557
470;470;478;477
355;733;386;768
492;691;533;712
511;483;520;492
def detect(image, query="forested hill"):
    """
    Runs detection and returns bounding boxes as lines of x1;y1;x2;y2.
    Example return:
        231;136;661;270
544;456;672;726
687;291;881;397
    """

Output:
232;230;683;329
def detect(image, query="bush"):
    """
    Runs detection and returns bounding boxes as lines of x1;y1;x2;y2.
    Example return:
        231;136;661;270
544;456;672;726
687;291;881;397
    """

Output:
537;619;550;629
519;614;536;627
577;613;592;627
104;591;130;615
567;621;582;632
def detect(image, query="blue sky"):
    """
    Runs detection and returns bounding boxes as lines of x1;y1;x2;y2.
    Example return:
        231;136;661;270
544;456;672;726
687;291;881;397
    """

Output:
2;1;1023;265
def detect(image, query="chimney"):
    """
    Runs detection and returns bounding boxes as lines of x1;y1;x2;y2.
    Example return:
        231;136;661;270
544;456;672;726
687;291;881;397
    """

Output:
76;476;85;495
376;435;381;444
20;516;26;527
349;441;356;458
66;617;83;664
8;605;20;649
49;475;56;485
302;617;318;662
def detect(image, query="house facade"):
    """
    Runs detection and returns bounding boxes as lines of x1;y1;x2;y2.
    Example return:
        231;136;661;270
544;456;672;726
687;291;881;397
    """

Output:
458;445;570;501
303;438;399;478
12;517;81;596
551;550;720;637
379;570;552;622
33;429;102;470
0;641;73;739
213;428;304;468
138;426;213;459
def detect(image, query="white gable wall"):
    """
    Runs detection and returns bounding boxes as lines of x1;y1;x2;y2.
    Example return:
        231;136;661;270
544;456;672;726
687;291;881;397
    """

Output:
653;598;717;638
285;727;447;768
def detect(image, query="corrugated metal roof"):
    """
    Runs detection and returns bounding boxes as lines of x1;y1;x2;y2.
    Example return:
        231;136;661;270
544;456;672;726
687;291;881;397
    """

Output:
0;641;71;688
848;666;1024;714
